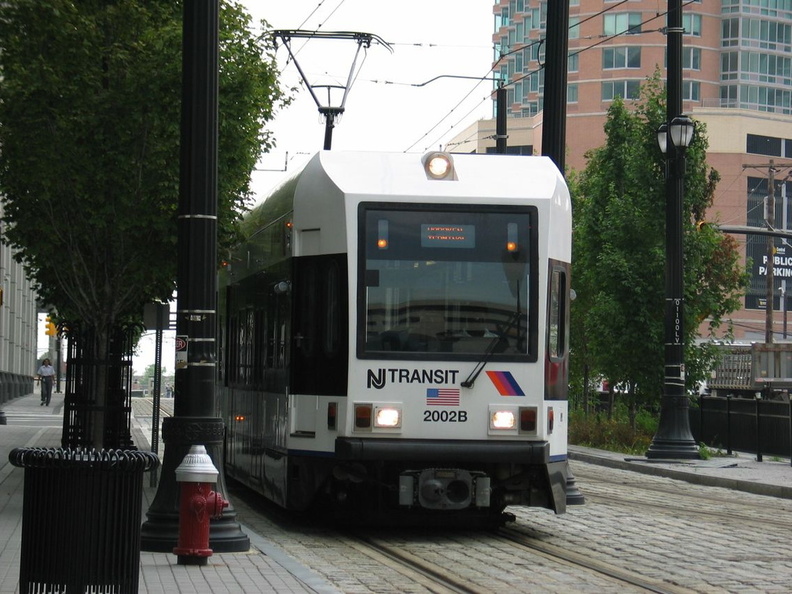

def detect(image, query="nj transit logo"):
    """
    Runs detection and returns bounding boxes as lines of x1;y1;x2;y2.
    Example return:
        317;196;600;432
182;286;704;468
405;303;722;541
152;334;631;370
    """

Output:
485;371;525;396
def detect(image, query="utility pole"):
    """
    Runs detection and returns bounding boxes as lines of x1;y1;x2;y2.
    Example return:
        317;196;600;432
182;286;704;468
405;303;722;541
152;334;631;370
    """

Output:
743;160;792;343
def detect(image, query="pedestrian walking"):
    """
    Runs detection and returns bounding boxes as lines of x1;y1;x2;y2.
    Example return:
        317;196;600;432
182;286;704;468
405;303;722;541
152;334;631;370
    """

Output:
37;358;55;406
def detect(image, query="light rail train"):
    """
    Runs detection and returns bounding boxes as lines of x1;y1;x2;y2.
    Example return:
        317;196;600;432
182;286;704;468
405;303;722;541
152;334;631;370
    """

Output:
218;150;572;522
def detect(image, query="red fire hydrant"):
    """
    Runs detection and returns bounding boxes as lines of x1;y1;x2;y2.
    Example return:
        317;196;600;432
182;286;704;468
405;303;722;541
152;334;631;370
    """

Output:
173;445;229;566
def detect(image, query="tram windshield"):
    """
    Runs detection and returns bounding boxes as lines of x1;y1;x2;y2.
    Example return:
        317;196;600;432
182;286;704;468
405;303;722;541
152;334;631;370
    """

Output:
358;204;537;360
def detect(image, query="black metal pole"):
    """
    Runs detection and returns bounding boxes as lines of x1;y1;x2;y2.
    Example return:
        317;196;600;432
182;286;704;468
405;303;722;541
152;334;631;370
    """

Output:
320;107;343;150
496;85;507;154
323;112;335;150
756;394;763;462
150;304;163;488
726;394;733;456
141;0;249;552
540;0;569;172
646;0;699;459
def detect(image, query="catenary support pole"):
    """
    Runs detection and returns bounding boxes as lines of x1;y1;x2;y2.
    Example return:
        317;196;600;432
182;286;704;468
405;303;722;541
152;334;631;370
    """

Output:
541;0;569;172
141;0;249;552
496;85;507;154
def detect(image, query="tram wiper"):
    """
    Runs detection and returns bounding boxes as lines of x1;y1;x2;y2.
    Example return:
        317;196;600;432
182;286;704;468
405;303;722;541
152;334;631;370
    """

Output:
460;309;522;388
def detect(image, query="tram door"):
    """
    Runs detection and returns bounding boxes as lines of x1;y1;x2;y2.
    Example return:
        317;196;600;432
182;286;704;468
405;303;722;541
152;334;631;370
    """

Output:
291;255;349;397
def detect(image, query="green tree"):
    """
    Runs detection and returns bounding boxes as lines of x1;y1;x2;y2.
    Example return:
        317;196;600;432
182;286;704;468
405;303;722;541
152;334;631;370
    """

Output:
140;363;166;389
0;0;285;446
571;73;747;420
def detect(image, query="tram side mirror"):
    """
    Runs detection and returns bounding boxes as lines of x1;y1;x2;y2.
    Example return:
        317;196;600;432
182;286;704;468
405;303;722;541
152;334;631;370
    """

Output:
274;281;291;295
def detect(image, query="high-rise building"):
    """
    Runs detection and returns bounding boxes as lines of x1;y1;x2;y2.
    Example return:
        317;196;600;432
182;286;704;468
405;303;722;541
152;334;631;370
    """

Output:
451;0;792;342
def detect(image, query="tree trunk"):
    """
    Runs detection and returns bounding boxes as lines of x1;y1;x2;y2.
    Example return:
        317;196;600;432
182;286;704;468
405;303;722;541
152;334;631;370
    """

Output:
63;323;134;450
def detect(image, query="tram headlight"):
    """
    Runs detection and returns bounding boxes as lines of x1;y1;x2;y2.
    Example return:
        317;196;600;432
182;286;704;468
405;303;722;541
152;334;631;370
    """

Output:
489;406;518;434
422;151;456;181
374;405;402;429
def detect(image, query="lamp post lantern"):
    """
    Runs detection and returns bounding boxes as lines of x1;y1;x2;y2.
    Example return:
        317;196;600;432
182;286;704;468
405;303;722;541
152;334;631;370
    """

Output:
646;114;700;460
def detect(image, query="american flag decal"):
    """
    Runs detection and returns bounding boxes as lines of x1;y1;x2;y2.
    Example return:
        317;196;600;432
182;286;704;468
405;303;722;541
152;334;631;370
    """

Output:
426;388;460;406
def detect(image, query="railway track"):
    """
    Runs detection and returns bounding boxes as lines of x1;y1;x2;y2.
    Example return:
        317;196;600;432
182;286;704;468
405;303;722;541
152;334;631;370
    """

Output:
230;480;661;593
494;527;689;594
351;529;685;594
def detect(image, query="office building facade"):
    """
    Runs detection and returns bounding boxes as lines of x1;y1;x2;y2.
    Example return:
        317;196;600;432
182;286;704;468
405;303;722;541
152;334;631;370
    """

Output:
0;202;38;401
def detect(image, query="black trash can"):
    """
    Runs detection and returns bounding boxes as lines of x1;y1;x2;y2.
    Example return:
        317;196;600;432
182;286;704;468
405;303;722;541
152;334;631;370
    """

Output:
9;448;160;594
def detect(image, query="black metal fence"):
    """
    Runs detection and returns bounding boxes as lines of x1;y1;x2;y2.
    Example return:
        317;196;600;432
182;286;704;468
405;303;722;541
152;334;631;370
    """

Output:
691;396;792;460
9;447;159;594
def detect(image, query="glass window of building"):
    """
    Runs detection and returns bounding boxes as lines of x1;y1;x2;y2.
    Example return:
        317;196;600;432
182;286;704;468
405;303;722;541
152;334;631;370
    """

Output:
568;52;579;73
683;81;700;101
567;83;578;103
603;46;641;69
569;16;580;39
603;13;642;36
601;80;641;101
683;14;702;36
683;47;701;70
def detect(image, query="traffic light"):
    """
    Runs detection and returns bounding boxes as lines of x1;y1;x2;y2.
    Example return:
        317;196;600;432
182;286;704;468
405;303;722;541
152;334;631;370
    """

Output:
44;317;57;336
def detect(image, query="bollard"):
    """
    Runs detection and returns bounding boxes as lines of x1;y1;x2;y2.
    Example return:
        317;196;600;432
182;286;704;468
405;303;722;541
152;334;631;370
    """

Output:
173;445;229;566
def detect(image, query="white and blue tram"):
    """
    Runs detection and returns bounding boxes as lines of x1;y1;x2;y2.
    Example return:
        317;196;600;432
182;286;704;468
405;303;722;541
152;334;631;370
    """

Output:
218;150;572;522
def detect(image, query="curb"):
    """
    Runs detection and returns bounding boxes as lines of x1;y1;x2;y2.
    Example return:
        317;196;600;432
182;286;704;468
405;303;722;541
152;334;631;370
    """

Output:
569;447;792;501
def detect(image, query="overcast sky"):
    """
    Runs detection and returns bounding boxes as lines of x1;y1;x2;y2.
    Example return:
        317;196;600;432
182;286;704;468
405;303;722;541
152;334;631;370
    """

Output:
133;0;496;376
242;0;496;197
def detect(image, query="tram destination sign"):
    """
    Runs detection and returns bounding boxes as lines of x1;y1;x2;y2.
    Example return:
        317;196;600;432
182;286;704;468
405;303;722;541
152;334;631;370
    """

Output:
421;224;475;248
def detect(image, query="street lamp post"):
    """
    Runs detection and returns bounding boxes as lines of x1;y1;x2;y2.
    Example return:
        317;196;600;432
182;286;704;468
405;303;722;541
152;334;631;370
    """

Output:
646;115;700;460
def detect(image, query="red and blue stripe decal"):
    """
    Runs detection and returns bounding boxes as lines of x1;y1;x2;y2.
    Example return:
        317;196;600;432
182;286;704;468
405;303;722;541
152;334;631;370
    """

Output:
485;371;525;396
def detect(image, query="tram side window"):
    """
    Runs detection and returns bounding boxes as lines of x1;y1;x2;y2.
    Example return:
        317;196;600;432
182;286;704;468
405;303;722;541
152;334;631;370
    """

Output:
239;308;255;383
548;267;566;359
254;308;266;384
227;314;239;385
298;263;317;358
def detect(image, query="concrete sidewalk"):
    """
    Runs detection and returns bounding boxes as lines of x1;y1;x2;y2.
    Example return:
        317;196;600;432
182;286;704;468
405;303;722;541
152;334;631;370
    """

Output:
0;391;338;594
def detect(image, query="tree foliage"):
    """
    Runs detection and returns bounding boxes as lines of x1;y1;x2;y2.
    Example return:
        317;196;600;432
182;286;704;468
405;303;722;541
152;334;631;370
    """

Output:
0;0;286;447
0;0;285;333
571;73;748;407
